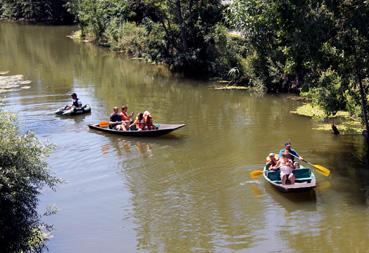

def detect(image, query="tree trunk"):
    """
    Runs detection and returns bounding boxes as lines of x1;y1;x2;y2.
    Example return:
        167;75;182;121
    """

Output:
356;67;369;143
175;0;188;51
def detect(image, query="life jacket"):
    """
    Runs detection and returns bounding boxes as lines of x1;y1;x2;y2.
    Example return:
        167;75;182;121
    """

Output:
72;98;82;107
121;112;130;121
266;154;278;166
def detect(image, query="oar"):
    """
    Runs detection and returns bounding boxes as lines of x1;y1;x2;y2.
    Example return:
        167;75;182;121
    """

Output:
99;121;109;128
289;152;331;177
250;170;263;178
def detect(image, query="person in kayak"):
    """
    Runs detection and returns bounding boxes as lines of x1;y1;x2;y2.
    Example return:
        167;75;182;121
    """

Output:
109;107;122;129
65;92;82;110
266;152;279;170
275;152;295;185
117;105;134;131
278;142;303;168
143;111;156;130
130;112;145;131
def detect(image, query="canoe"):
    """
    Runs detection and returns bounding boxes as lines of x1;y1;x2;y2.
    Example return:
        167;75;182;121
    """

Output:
55;104;91;116
88;123;185;137
263;166;316;192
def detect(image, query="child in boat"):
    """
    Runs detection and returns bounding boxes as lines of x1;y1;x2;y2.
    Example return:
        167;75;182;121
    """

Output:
143;111;156;130
117;105;134;131
274;153;295;185
130;112;145;131
65;92;82;110
266;153;279;170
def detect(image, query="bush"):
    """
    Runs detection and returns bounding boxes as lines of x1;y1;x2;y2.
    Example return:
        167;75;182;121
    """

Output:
0;112;59;252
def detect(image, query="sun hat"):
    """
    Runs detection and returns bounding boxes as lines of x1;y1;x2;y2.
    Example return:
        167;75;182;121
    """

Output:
268;152;275;157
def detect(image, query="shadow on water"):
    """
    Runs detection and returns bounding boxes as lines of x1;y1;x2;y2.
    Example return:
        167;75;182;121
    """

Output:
55;112;92;123
264;183;317;212
89;128;187;158
313;136;369;206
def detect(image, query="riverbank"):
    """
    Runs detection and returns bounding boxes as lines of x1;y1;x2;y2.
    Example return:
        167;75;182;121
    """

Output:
290;103;363;135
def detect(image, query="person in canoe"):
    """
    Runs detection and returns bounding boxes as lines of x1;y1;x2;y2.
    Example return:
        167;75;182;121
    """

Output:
266;152;279;170
109;106;122;129
278;141;303;168
116;105;134;131
65;92;82;110
143;111;156;130
129;112;145;131
274;152;296;185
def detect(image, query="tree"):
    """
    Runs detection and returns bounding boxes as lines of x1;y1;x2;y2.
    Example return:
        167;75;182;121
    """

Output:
328;0;369;139
0;112;59;252
0;0;73;24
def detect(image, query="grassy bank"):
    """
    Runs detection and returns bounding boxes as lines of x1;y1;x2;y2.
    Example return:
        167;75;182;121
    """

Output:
291;103;363;135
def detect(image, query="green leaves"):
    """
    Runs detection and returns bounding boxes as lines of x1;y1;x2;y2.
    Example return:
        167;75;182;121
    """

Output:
0;112;58;252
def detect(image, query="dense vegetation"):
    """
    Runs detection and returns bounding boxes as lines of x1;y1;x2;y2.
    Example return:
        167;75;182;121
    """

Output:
229;0;369;134
1;0;369;133
66;0;241;77
0;112;58;252
0;0;73;24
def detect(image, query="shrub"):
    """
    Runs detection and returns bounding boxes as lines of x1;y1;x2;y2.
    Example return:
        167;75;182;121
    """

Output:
0;112;59;252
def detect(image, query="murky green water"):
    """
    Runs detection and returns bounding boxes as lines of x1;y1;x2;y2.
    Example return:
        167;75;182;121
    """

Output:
1;22;369;253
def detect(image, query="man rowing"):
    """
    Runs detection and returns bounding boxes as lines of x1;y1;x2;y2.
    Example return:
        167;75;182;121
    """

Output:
278;141;303;168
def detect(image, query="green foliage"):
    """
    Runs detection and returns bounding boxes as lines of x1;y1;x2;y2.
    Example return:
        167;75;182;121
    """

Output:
0;112;59;252
67;0;240;77
304;69;344;117
0;0;73;24
230;0;369;129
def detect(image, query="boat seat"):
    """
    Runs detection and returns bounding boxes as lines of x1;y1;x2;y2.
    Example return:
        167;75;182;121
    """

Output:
267;168;312;182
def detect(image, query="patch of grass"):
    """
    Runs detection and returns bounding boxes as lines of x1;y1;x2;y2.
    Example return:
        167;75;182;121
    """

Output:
214;85;249;90
291;103;363;135
290;103;326;119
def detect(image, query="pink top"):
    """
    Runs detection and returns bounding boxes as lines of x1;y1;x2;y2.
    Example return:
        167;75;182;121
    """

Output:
280;158;294;174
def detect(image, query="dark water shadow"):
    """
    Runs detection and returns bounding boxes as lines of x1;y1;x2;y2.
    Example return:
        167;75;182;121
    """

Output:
87;127;187;141
90;128;187;158
264;183;317;212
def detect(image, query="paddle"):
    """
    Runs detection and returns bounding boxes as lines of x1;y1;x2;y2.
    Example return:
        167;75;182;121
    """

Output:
288;152;331;177
99;121;110;128
250;170;263;178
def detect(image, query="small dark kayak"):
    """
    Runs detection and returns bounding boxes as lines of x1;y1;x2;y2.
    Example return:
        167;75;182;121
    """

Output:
263;166;316;192
88;123;185;137
55;104;91;116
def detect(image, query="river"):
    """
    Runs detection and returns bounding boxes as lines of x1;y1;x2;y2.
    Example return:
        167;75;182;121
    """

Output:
1;22;369;253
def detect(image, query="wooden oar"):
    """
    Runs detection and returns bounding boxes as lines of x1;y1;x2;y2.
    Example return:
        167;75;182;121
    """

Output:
250;170;263;178
289;152;331;177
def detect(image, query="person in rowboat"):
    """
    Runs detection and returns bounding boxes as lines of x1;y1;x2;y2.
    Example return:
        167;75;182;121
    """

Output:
116;105;134;131
266;152;279;170
130;112;145;131
143;111;156;130
278;142;303;168
275;152;296;185
109;106;122;129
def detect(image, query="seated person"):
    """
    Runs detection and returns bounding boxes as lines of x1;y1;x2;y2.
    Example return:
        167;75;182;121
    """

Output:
143;111;156;130
65;93;82;110
117;105;134;131
266;152;278;170
274;153;295;185
278;141;302;168
109;107;122;129
129;112;145;131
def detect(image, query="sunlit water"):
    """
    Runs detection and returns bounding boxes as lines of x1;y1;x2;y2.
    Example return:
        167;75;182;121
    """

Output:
1;22;369;253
